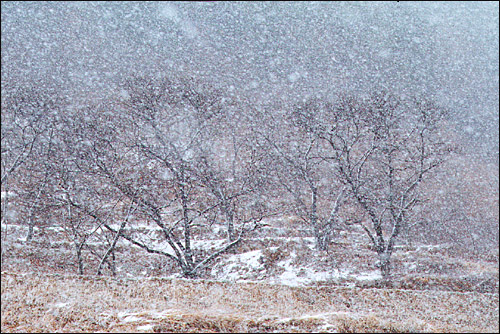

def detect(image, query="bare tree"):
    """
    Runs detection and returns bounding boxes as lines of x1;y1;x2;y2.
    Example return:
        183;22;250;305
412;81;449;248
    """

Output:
193;98;272;243
1;83;63;242
291;92;452;279
58;75;270;278
43;139;118;275
258;103;346;251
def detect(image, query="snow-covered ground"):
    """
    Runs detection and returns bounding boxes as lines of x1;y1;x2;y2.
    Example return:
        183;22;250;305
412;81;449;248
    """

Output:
210;247;383;287
1;220;498;294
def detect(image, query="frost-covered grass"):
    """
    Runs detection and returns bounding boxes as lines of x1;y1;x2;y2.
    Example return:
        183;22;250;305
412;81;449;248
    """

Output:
1;272;498;333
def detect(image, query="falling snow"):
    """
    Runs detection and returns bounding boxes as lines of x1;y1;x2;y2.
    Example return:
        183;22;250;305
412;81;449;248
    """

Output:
1;2;498;333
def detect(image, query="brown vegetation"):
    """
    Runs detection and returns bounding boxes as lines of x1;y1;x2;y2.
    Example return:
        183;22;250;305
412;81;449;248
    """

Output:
1;272;498;333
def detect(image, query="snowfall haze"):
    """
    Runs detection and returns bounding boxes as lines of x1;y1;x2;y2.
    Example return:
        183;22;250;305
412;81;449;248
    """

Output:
1;2;499;333
1;1;498;161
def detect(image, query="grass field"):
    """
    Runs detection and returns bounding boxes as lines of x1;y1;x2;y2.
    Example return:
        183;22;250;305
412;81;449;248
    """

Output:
1;272;498;333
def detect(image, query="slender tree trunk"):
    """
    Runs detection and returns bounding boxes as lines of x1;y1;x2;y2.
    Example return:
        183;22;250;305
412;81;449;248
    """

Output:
97;214;128;276
311;186;329;251
26;205;35;242
27;222;34;242
76;242;85;275
1;180;10;243
223;201;239;255
378;250;392;281
222;201;235;242
180;184;195;277
106;251;116;276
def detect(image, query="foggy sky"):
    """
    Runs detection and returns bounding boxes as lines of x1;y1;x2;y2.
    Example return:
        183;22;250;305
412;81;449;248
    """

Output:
1;1;498;162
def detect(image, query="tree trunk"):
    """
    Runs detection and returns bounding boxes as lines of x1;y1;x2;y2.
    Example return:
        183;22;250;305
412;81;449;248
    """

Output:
107;251;116;276
223;202;235;242
76;243;84;275
180;185;195;272
26;221;34;242
378;251;392;281
311;186;329;251
25;203;36;242
315;227;331;251
182;270;198;279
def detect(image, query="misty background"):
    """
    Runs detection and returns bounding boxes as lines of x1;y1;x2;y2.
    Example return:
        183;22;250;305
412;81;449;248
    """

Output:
1;1;498;162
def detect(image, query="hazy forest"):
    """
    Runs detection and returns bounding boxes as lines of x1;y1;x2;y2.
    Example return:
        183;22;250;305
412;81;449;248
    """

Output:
1;2;498;332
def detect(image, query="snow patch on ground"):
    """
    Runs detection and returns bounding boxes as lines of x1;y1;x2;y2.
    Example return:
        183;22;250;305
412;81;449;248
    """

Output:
46;300;73;316
122;315;143;323
191;239;227;249
117;311;150;323
239;249;265;268
137;324;155;331
352;271;382;281
213;249;264;280
1;191;17;199
116;309;183;329
148;309;175;318
46;226;64;232
213;246;387;287
273;252;342;287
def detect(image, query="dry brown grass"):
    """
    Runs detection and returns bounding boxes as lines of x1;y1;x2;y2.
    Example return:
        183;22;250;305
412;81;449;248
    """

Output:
1;272;498;333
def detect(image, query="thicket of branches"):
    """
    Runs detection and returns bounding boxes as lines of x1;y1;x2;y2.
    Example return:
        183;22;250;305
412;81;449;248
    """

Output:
2;75;496;279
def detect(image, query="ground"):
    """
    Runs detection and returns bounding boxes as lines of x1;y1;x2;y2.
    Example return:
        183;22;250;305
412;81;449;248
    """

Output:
1;272;498;333
1;217;498;332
